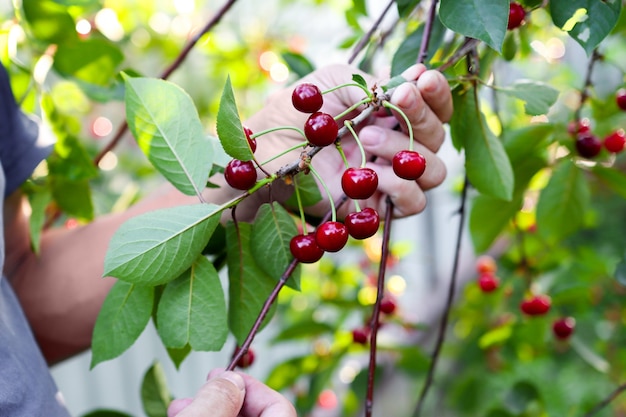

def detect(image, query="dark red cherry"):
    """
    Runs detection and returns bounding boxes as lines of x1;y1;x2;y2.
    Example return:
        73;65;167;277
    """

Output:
575;132;602;159
520;294;551;316
508;2;526;30
290;234;324;263
244;126;256;153
345;208;380;240
604;130;625;153
224;159;257;190
315;221;349;252
292;83;323;113
552;317;576;340
233;346;255;368
379;296;397;315
341;167;379;200
616;88;626;111
392;150;426;180
352;328;369;345
304;112;339;147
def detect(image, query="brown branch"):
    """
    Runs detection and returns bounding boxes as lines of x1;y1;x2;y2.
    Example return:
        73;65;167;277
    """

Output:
413;175;469;416
364;196;395;417
582;382;626;417
573;48;601;124
348;0;396;65
93;0;239;165
417;0;439;65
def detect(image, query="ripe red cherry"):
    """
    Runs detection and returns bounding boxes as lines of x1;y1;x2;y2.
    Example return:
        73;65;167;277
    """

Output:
604;130;625;153
345;208;380;240
292;83;323;113
352;328;369;345
243;126;256;153
520;294;551;316
224;159;257;190
616;88;626;111
290;234;324;263
380;296;397;315
341;167;379;200
234;346;255;368
567;118;591;136
315;221;349;252
575;132;602;158
304;112;339;147
552;317;576;340
392;150;426;180
507;2;526;30
478;273;499;293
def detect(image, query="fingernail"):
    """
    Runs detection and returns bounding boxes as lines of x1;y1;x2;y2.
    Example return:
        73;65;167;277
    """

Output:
219;371;245;391
393;84;417;110
417;71;438;94
359;126;384;147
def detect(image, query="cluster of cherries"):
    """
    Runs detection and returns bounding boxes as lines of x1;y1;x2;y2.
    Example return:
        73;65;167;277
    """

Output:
570;90;626;159
475;255;576;340
224;79;427;265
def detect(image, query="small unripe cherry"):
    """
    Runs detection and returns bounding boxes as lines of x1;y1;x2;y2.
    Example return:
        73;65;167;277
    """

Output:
552;317;576;340
476;255;497;274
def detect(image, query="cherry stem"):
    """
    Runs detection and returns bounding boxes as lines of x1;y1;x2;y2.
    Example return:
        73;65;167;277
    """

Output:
292;174;308;234
308;165;337;222
334;97;373;121
383;101;414;150
574;48;601;125
348;0;395;64
583;382;626;417
323;82;372;99
364;195;394;417
258;142;308;167
250;125;306;141
344;120;368;168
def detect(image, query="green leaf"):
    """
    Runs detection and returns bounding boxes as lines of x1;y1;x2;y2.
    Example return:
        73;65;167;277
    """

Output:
141;362;172;417
281;51;316;78
166;345;191;369
615;257;626;287
504;381;541;414
439;0;509;52
497;81;559;115
536;160;591;243
285;172;322;208
450;85;514;200
592;164;626;199
54;39;124;86
351;74;368;90
156;255;228;351
80;410;133;417
390;16;447;76
22;0;78;44
479;325;513;349
26;188;51;254
104;204;221;286
216;76;253;161
550;0;621;56
470;194;524;253
396;0;421;18
226;221;278;345
50;177;94;221
124;76;212;197
91;281;154;368
251;202;301;290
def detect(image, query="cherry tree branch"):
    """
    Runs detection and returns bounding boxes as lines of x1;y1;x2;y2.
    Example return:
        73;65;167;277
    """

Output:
573;48;601;124
582;382;626;417
94;0;239;165
348;0;396;65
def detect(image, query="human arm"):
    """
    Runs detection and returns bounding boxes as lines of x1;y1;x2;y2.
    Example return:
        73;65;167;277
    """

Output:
4;63;452;364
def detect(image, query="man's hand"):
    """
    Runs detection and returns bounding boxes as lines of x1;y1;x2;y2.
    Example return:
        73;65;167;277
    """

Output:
167;371;296;417
242;63;453;219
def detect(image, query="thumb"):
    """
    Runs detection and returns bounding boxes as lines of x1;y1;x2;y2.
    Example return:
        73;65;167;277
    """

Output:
168;371;246;417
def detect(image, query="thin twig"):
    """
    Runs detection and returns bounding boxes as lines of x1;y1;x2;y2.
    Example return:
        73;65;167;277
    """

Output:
413;175;469;416
573;49;601;124
93;0;239;165
582;382;626;417
364;196;395;417
348;0;396;65
417;0;439;65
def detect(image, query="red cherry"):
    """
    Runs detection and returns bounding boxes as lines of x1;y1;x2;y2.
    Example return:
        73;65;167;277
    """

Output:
567;118;591;136
476;255;497;275
304;112;339;147
520;294;551;316
224;159;257;190
234;346;255;368
604;130;625;153
552;317;576;340
244;126;256;153
616;88;626;111
315;221;349;252
507;2;526;30
575;132;602;158
290;234;324;263
478;273;499;293
345;208;380;240
380;296;397;315
352;328;369;345
392;150;426;180
292;83;323;113
341;167;379;200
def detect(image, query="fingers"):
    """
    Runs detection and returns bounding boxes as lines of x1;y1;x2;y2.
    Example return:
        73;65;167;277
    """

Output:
238;373;297;417
416;70;454;123
168;371;245;417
